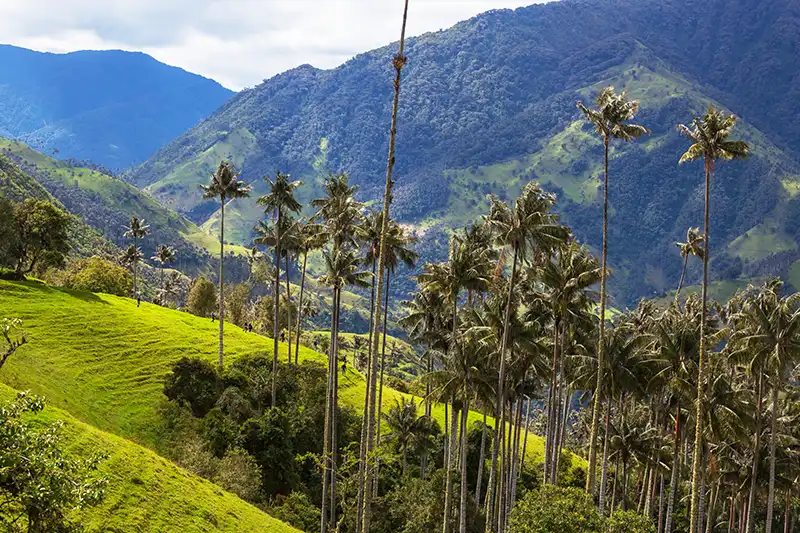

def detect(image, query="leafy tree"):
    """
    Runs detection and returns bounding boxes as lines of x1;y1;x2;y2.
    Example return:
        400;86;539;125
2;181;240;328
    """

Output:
163;357;222;417
64;256;132;296
11;199;72;277
0;392;107;533
577;87;649;495
201;161;252;370
224;283;251;327
187;276;217;318
213;448;263;503
270;492;322;533
1;317;26;370
0;195;18;268
123;216;150;297
509;486;604;533
677;105;749;532
605;511;656;533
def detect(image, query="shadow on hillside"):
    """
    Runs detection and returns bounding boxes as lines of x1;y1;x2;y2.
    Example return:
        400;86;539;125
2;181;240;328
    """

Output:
13;280;109;304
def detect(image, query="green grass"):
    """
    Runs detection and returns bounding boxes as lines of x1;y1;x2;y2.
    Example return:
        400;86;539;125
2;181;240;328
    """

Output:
0;279;553;465
0;384;299;533
728;223;797;262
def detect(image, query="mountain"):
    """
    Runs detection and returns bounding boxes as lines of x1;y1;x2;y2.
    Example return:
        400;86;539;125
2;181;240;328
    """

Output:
127;0;800;305
0;45;233;168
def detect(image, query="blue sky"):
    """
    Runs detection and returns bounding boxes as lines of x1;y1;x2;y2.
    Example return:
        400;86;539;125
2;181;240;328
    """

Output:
0;0;551;90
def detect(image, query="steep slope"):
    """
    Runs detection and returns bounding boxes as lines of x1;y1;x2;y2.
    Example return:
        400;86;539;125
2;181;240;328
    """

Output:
0;45;234;168
0;384;299;533
0;280;547;463
0;138;249;277
127;0;800;305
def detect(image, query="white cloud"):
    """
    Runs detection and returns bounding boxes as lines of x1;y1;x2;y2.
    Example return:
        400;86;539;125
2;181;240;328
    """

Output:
0;0;551;89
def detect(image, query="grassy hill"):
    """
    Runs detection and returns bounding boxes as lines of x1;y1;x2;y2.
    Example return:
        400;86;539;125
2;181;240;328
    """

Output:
0;384;299;532
0;279;549;464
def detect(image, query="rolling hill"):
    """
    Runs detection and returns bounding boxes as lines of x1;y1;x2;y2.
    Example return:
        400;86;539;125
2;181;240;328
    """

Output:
0;45;234;168
126;0;800;306
0;384;299;533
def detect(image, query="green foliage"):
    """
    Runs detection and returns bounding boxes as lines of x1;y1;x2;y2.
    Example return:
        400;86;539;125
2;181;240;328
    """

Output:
269;492;321;533
0;196;19;267
605;511;656;533
9;198;72;275
188;276;217;317
163;357;222;417
225;282;251;326
0;392;107;533
509;486;604;533
61;256;132;296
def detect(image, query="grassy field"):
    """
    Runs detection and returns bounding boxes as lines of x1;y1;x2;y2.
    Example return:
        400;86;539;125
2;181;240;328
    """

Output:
0;384;299;533
0;279;550;464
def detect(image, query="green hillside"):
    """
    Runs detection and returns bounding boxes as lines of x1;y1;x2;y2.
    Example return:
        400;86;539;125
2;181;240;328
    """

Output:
0;384;298;532
0;280;548;463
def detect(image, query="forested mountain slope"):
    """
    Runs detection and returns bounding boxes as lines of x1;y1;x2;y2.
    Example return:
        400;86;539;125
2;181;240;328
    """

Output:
127;0;800;305
0;45;234;168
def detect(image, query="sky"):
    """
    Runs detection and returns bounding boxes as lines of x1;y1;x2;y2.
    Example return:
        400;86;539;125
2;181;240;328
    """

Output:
0;0;550;90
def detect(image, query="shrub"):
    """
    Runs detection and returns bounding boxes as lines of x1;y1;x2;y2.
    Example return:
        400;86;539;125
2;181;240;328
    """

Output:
214;448;263;503
269;492;321;532
605;510;656;533
187;276;217;317
63;256;132;295
509;485;603;533
163;357;222;418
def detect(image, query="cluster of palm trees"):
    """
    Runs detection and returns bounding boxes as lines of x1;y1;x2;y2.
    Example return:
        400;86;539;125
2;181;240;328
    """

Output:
120;216;179;305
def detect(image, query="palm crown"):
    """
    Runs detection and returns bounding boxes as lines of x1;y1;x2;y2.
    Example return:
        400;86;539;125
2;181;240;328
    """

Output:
201;161;252;202
577;86;650;142
678;106;751;165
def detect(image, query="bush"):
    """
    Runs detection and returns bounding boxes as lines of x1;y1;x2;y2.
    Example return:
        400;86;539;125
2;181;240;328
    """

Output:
163;357;222;418
268;492;321;533
62;256;132;295
509;485;603;533
605;511;656;533
214;448;263;503
187;276;217;317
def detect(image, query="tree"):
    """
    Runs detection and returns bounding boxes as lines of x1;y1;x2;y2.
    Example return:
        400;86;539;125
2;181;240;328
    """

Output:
678;105;749;532
201;161;252;370
65;256;132;296
508;486;603;533
577;87;650;496
382;398;427;476
152;244;177;299
188;276;217;318
11;199;72;277
0;195;18;268
674;227;704;303
257;170;301;404
294;220;327;363
1;317;26;370
123;216;150;297
0;392;107;532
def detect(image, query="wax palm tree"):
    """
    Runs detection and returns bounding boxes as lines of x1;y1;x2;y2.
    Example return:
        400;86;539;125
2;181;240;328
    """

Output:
577;87;650;494
257;171;301;404
200;161;251;369
362;3;410;531
675;227;705;304
319;246;370;533
678;106;750;531
123;216;150;298
279;220;302;365
382;398;429;476
729;280;800;533
484;183;568;532
161;271;182;308
294;220;327;363
151;244;176;299
119;244;143;289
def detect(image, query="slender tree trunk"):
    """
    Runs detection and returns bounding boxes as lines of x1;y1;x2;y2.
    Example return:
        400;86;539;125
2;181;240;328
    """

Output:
698;447;706;533
511;399;523;508
599;397;613;515
476;410;488;505
330;288;341;526
622;459;629;511
486;250;518;533
271;211;282;408
665;406;681;533
691;157;713;533
544;320;559;486
587;135;611;495
707;479;720;533
784;489;790;533
459;398;470;533
286;253;292;366
218;202;225;369
321;288;337;533
443;400;459;533
658;473;666;533
611;455;620;513
373;270;392;497
361;3;409;530
675;254;689;305
356;258;378;532
746;374;764;533
294;250;308;365
519;398;532;489
766;373;780;533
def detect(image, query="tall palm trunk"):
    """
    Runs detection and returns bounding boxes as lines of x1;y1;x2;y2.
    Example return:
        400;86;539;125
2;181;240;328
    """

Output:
218;201;225;369
361;4;409;530
271;210;282;407
599;398;613;514
486;250;519;533
518;398;531;496
133;235;139;298
665;406;681;533
294;250;308;365
443;400;459;533
587;134;610;494
766;374;780;533
745;374;764;533
658;473;666;533
675;253;689;305
374;270;391;497
286;253;292;365
690;156;712;533
783;489;791;533
544;321;559;486
330;288;341;527
356;258;378;532
321;288;337;533
510;399;523;508
459;398;470;533
476;410;488;505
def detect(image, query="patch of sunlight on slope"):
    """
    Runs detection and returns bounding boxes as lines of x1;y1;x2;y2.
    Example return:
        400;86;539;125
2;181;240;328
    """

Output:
145;128;259;214
0;384;300;533
728;223;797;262
782;177;800;199
0;280;558;465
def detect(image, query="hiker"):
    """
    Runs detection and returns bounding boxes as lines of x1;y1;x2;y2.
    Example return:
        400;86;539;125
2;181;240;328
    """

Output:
211;312;215;322
136;293;141;308
341;360;347;375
